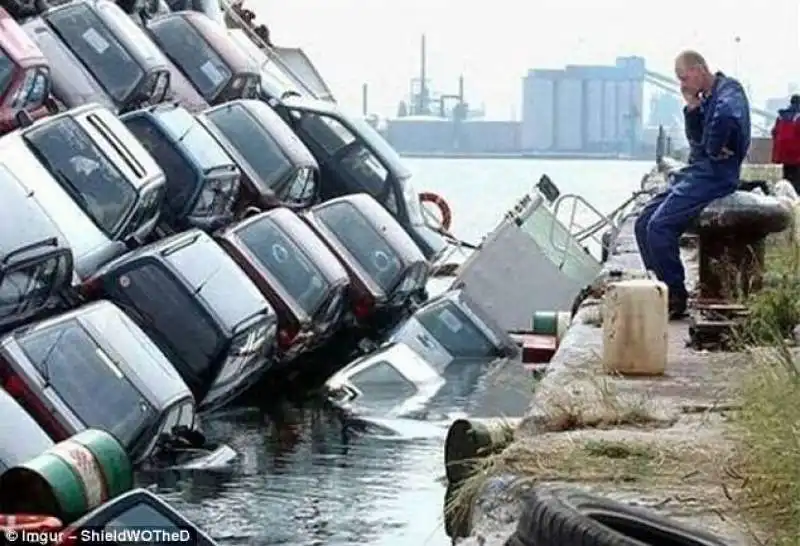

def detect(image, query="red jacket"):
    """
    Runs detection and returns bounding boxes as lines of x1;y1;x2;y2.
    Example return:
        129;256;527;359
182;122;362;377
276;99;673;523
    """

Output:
772;117;800;164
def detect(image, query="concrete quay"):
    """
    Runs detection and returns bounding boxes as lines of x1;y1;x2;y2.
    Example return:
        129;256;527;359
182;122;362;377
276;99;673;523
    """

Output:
452;167;766;546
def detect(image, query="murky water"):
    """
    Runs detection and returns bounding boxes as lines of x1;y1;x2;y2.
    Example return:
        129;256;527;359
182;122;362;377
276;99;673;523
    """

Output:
136;159;648;545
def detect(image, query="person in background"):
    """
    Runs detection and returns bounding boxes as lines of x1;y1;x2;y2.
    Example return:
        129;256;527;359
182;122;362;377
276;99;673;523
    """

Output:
634;50;750;319
772;95;800;192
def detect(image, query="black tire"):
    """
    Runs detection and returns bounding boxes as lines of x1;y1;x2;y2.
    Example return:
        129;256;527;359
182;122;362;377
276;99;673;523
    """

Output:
507;486;730;546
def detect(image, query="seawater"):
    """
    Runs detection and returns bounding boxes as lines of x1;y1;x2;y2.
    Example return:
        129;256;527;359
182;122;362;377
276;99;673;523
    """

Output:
140;158;651;546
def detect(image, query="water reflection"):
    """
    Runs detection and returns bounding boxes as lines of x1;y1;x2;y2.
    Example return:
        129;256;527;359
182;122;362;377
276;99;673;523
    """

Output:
136;357;533;545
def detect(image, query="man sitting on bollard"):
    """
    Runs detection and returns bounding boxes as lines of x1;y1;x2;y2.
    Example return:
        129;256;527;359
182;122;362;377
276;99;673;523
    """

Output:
634;50;751;319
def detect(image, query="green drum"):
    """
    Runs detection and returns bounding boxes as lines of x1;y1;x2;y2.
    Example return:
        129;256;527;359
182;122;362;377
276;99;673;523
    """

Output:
0;429;133;523
531;311;571;341
444;418;514;484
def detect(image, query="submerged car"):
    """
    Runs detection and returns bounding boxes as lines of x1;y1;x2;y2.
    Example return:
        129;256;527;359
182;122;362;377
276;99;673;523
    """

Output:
0;104;165;279
0;388;54;474
23;0;170;113
0;7;54;134
302;194;430;335
81;230;278;411
275;96;446;260
389;289;518;371
216;208;350;361
121;103;240;234
199;99;319;213
325;342;445;418
147;11;260;105
0;300;195;463
0;164;73;332
57;489;217;545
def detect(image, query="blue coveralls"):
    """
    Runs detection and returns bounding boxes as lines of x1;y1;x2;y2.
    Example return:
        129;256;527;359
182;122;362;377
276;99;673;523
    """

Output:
634;72;751;301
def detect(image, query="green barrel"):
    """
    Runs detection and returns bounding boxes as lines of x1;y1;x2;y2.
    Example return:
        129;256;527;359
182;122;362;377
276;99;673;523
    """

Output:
531;311;571;341
0;429;133;524
444;419;514;484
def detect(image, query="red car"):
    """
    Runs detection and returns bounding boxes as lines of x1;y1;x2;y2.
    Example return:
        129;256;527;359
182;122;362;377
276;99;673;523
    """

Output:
0;7;54;134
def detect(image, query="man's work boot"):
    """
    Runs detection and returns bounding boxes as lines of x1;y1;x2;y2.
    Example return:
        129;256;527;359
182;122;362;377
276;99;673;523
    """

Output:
668;292;688;320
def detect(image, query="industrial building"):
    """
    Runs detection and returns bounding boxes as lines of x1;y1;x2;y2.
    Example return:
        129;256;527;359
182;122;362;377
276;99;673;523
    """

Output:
521;57;647;155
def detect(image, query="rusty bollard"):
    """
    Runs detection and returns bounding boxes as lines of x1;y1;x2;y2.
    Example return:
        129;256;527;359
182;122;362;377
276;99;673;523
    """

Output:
694;191;792;301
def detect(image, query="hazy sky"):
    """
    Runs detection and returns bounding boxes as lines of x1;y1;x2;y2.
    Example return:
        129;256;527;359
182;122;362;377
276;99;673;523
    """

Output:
257;0;799;118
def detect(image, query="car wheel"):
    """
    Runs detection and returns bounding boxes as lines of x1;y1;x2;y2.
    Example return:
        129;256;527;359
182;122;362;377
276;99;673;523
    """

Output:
506;487;730;546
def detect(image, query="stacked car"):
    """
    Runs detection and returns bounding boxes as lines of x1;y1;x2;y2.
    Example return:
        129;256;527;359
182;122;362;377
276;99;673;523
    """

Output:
0;0;466;475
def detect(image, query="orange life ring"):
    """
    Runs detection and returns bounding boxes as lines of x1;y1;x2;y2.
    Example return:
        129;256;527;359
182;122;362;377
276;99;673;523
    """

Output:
0;514;63;532
419;192;452;231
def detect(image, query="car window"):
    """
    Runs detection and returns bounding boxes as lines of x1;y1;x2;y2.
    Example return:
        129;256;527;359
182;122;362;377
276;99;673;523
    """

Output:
47;4;143;102
24;117;137;238
148;17;230;99
11;67;49;110
316;286;345;325
285;167;316;204
105;503;188;534
208;319;270;403
349;360;417;401
205;105;291;189
0;253;70;321
415;301;497;358
314;201;403;293
339;144;390;199
295;110;355;156
237;218;329;315
120;184;164;239
0;49;14;99
124;116;196;213
114;263;222;377
17;319;155;447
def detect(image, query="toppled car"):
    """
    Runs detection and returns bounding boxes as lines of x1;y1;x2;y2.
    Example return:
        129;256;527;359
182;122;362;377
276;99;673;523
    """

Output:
121;103;240;234
57;488;217;545
0;387;54;474
389;288;518;371
0;104;165;279
0;164;73;332
325;342;445;418
0;7;54;134
147;11;260;105
80;229;278;411
216;208;350;361
23;0;171;113
302;194;429;336
199;99;319;212
0;300;196;463
275;96;447;260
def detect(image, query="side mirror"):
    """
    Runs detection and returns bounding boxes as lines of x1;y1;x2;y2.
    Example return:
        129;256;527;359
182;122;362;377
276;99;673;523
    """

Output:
15;109;34;128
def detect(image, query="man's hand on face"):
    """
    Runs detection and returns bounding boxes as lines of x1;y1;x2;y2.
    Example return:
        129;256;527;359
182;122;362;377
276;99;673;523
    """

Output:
681;85;701;109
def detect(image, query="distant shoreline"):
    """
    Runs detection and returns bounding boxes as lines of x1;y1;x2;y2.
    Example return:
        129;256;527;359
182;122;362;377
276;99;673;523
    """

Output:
398;151;653;161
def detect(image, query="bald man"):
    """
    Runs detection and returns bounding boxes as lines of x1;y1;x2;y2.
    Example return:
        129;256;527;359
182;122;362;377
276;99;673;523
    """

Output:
634;51;750;319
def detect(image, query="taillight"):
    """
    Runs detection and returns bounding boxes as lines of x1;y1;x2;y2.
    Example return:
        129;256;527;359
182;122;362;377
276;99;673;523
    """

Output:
277;325;299;352
3;371;70;440
353;294;375;320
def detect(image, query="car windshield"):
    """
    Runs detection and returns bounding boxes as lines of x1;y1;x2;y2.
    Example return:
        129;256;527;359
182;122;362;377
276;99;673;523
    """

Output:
24;117;137;238
148;17;231;99
346;114;410;179
46;4;143;103
314;201;403;293
0;253;70;321
17;319;156;447
123;116;196;214
237;219;329;315
205;105;291;189
347;360;418;405
0;48;15;99
415;301;497;358
206;319;271;405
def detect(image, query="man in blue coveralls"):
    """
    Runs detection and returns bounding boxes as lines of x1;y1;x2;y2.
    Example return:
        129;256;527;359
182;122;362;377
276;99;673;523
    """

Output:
635;51;751;319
